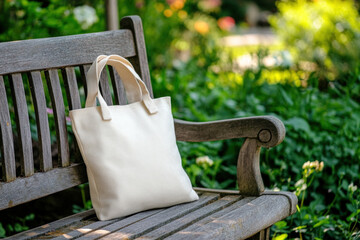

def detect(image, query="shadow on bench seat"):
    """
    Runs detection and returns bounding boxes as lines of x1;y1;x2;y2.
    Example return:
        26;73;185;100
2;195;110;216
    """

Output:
0;15;297;240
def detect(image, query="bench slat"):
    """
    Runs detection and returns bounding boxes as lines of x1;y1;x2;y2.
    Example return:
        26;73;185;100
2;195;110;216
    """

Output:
0;163;87;210
9;73;34;177
0;76;16;182
45;69;69;167
99;193;219;240
7;208;95;240
139;195;242;240
28;71;53;172
99;68;113;106
108;66;127;105
61;67;82;162
79;65;90;99
66;209;163;240
163;198;255;240
167;195;290;240
0;30;136;75
62;67;81;110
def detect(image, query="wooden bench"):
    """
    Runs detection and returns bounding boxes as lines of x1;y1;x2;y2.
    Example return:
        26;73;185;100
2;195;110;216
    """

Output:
0;16;297;240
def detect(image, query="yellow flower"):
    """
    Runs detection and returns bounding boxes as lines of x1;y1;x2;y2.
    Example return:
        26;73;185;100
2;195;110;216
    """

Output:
194;20;210;35
164;9;173;18
156;3;165;12
178;10;187;19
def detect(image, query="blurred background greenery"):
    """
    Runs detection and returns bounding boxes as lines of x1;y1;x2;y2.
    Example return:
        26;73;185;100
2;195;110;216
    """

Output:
0;0;359;239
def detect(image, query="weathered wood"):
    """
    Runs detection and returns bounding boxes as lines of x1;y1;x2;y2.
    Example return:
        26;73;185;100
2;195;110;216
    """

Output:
45;69;70;167
52;218;118;240
99;67;113;105
193;187;240;195
0;30;136;75
0;163;87;211
174;116;285;148
61;67;81;110
106;0;119;30
108;66;127;105
237;138;264;196
9;73;34;177
7;208;95;240
79;65;91;99
165;197;255;240
0;75;16;182
73;209;164;240
120;16;153;98
139;195;241;239
28;71;52;171
246;228;270;240
262;190;298;215
167;195;290;240
94;194;218;240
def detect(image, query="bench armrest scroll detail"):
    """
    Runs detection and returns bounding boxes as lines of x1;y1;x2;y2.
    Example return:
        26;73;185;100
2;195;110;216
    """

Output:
174;115;285;148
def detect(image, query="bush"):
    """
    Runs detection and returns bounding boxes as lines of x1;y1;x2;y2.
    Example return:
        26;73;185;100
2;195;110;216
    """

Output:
269;0;360;82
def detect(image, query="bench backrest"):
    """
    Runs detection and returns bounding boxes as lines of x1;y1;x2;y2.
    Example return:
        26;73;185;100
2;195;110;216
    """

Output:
0;16;152;210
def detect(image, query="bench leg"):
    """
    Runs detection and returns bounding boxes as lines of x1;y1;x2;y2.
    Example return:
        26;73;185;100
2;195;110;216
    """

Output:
245;227;270;240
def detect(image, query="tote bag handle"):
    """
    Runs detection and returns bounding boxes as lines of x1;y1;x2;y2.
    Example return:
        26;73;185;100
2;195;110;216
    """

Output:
85;55;158;120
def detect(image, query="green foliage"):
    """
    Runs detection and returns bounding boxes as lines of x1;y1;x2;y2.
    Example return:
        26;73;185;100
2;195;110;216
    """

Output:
0;214;35;237
152;57;360;239
0;0;105;41
72;184;92;213
269;0;360;80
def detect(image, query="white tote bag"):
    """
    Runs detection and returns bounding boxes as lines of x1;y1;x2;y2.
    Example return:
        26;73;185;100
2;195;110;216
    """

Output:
70;55;198;221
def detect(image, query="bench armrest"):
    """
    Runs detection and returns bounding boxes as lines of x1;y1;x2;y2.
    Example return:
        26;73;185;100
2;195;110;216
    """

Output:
174;115;285;148
175;116;286;196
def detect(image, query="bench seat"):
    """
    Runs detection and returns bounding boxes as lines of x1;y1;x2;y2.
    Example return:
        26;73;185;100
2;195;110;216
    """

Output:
8;189;296;240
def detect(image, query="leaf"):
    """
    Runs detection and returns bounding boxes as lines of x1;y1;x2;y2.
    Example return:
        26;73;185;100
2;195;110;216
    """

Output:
0;223;6;238
279;87;294;106
313;218;330;228
285;117;311;134
274;233;288;240
274;220;287;229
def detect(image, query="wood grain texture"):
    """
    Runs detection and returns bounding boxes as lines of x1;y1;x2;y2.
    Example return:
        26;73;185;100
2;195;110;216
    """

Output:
9;73;34;177
262;190;298;215
237;138;264;196
139;195;241;239
0;30;136;75
99;68;113;105
61;67;81;110
45;69;69;167
76;209;164;240
166;195;291;240
106;0;119;30
99;194;218;240
79;65;91;99
28;71;52;171
7;208;95;240
0;163;87;211
246;228;270;240
174;116;286;148
108;66;127;105
120;16;154;98
7;192;297;239
52;218;118;240
0;75;16;182
164;197;256;240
